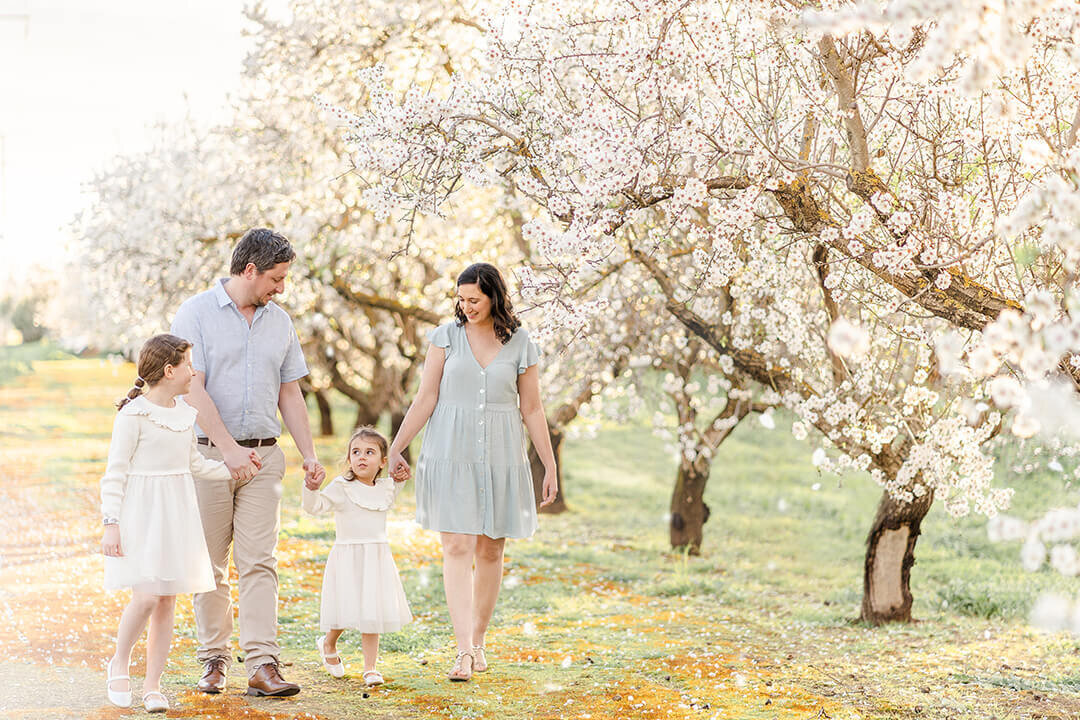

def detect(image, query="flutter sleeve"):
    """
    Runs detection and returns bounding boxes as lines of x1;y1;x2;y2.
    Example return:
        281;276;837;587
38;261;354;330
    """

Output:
188;431;231;480
302;478;347;516
100;412;139;520
427;322;452;350
517;328;541;374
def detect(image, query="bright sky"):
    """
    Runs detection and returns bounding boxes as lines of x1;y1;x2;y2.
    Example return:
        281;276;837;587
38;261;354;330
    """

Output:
0;0;284;284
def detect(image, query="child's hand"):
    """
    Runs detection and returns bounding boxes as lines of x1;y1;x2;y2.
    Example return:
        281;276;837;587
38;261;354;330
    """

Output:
249;450;263;470
304;474;323;491
102;524;123;557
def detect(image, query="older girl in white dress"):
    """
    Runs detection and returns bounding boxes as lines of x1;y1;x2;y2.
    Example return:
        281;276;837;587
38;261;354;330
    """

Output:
100;334;261;712
304;427;412;686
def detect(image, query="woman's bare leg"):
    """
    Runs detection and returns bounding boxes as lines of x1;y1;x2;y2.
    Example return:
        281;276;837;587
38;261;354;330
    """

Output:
471;535;506;649
440;532;478;653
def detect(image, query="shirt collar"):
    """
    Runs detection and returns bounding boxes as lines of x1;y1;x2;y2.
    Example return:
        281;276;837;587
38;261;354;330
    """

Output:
213;278;234;308
213;277;275;318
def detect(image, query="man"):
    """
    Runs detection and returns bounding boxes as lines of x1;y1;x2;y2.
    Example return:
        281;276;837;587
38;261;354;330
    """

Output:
171;228;325;697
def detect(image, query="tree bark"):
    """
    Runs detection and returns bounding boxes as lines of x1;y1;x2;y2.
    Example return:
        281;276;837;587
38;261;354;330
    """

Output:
390;410;412;464
313;389;334;437
529;424;567;514
860;488;935;624
669;458;712;555
355;404;380;430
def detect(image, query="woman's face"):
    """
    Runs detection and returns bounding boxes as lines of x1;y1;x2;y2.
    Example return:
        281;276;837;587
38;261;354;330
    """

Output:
457;283;492;324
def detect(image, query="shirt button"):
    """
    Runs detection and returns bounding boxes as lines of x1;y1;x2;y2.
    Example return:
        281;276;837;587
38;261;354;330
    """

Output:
480;388;485;394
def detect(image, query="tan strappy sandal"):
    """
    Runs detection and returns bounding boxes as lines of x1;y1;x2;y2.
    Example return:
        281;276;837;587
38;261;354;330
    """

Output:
471;645;488;672
448;649;474;682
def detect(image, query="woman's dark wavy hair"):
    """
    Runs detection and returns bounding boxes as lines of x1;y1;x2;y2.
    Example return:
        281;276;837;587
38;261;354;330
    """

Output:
454;263;521;344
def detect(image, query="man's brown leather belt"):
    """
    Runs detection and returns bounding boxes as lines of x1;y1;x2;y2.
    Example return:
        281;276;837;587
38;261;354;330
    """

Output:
197;437;277;448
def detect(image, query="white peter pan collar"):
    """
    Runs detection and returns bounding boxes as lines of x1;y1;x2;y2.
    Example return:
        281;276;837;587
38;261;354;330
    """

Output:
332;475;397;511
121;395;199;432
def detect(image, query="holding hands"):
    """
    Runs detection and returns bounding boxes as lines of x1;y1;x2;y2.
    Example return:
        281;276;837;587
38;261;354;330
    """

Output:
304;457;326;489
223;445;264;482
387;448;411;484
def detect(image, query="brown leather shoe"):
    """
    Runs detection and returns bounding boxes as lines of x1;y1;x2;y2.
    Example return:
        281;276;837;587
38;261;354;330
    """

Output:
246;661;300;697
197;657;227;694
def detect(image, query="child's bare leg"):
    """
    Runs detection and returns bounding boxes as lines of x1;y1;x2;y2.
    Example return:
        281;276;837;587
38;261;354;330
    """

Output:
143;595;176;693
322;629;345;667
361;633;379;672
110;592;158;692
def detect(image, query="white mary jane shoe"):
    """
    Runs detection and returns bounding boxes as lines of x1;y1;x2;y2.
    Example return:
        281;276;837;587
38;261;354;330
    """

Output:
105;658;132;708
316;635;346;678
362;670;384;686
142;690;169;713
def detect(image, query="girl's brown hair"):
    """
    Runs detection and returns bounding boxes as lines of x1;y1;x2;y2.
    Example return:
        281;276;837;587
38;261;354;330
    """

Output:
342;426;389;481
117;334;193;411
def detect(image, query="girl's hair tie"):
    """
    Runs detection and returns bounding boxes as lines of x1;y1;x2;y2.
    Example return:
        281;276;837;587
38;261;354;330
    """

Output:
134;376;146;387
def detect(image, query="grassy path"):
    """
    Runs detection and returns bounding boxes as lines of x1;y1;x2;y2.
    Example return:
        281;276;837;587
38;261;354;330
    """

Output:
2;357;1080;719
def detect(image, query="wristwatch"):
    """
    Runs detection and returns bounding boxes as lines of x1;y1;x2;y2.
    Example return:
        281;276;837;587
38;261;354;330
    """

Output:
103;517;119;526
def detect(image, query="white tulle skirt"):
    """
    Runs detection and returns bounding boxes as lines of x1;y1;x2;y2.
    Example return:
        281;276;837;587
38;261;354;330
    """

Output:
103;472;214;595
320;542;413;633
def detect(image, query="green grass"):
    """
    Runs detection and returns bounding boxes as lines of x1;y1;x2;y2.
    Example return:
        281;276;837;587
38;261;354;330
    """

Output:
10;360;1080;719
0;340;73;384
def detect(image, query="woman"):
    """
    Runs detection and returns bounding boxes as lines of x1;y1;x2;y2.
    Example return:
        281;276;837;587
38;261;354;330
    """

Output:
388;262;558;681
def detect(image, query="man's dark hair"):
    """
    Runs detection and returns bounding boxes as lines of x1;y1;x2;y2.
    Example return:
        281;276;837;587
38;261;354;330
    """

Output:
230;228;296;275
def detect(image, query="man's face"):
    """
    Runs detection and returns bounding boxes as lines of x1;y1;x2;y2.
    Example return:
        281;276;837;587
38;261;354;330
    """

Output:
250;261;291;307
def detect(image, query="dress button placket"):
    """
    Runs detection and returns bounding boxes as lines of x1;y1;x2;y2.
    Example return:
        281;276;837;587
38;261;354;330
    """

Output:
478;370;486;522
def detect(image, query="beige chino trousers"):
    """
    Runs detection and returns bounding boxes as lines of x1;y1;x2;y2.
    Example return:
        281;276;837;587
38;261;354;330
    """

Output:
193;443;286;676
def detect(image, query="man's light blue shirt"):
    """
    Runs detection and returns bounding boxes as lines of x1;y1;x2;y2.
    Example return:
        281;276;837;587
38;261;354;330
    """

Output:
171;278;308;441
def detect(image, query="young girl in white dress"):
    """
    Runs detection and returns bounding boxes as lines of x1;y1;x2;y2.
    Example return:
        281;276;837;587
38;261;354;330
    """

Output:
100;334;261;712
304;426;413;686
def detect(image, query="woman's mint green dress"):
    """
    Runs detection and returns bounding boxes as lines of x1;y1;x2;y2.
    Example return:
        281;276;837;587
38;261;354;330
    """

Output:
415;321;541;539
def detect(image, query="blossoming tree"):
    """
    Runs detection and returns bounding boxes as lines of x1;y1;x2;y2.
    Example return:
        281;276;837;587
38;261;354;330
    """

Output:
321;0;1066;622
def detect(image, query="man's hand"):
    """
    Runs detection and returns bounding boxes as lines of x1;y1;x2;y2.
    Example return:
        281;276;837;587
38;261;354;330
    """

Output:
303;457;325;486
223;443;258;482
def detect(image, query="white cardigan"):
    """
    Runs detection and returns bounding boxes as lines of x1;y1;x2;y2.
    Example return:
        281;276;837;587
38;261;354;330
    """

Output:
99;395;230;520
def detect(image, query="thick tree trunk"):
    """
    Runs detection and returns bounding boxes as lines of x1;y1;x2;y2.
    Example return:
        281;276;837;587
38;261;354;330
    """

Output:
313;389;333;437
354;405;379;430
860;489;935;624
669;458;711;555
390;410;412;464
529;425;566;514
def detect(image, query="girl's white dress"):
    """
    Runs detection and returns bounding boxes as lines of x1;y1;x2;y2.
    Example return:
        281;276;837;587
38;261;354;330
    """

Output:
303;476;413;633
99;395;228;595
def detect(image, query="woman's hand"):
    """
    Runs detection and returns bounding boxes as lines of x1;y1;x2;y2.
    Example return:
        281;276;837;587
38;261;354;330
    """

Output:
538;468;559;507
102;524;123;557
388;449;411;483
